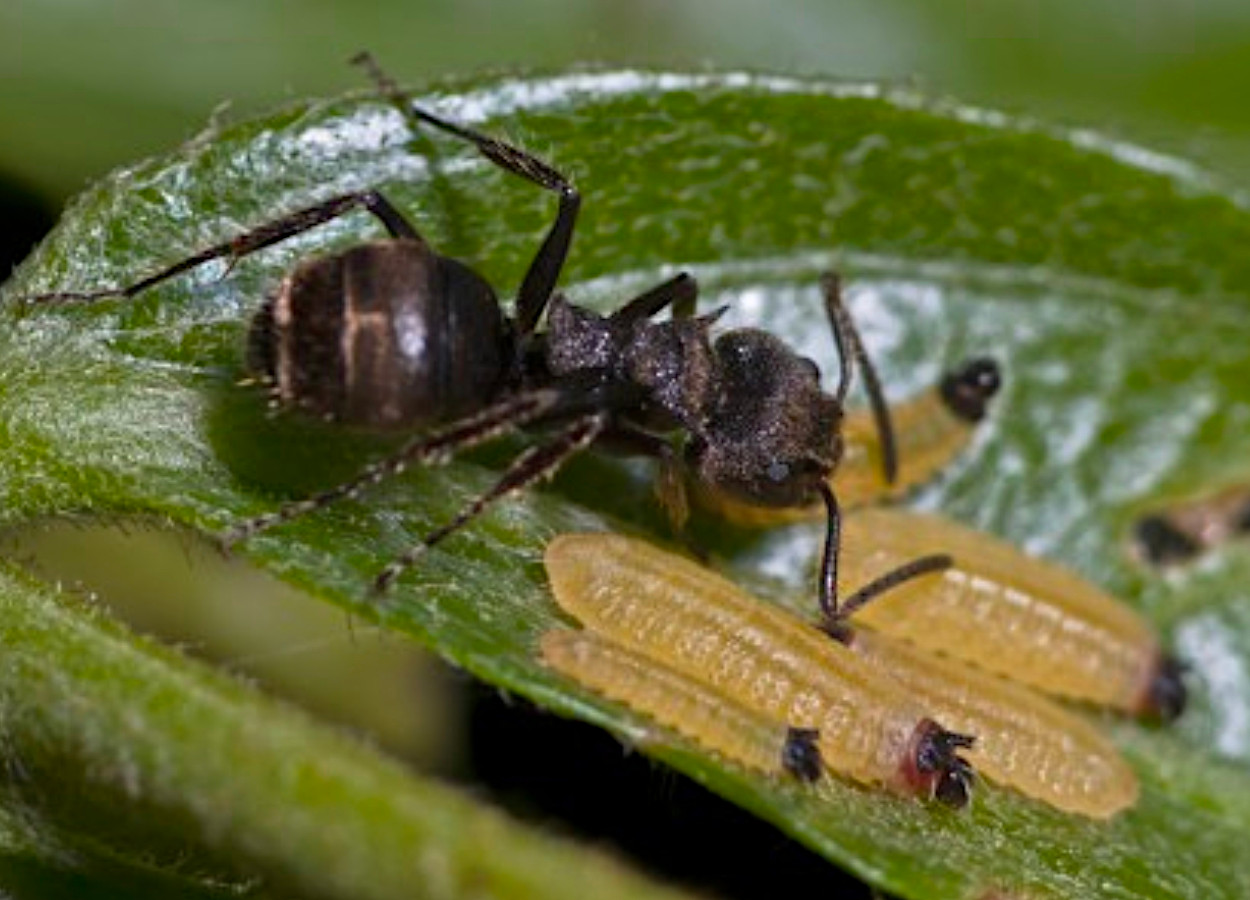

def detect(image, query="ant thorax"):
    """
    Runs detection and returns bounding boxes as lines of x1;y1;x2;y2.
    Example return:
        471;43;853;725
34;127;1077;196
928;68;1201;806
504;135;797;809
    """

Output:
543;293;720;433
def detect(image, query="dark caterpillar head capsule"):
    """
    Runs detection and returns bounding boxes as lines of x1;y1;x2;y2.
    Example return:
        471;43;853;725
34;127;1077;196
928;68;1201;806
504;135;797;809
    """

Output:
1133;515;1202;567
904;718;976;809
781;726;824;782
1140;654;1188;723
939;357;1002;423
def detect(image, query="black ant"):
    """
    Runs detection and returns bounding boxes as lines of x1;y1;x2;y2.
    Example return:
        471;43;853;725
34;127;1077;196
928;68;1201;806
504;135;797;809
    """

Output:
17;54;905;625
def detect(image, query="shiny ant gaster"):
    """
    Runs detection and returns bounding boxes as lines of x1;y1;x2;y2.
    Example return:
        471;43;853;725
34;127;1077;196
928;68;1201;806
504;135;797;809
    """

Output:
21;54;905;623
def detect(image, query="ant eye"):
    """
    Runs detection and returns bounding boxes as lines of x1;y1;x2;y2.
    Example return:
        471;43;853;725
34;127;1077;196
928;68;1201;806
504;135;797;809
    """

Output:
767;461;791;483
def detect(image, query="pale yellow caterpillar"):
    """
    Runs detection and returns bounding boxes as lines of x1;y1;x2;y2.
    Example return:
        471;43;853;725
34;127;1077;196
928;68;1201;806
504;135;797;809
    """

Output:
842;508;1183;720
544;533;975;806
840;626;1138;818
546;533;1140;818
540;629;823;781
691;357;1001;526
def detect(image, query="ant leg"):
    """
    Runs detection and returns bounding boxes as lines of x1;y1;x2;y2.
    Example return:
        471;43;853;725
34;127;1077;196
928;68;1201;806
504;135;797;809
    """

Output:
353;51;580;337
373;412;609;592
820;271;898;484
599;425;689;531
24;191;422;306
219;388;566;549
609;273;699;325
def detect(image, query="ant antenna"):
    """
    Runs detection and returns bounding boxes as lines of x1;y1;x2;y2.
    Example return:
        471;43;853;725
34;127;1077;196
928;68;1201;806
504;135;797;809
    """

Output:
820;272;898;484
819;543;952;642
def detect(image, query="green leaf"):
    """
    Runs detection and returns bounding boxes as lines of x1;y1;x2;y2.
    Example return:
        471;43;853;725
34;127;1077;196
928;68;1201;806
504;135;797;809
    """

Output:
5;70;1250;898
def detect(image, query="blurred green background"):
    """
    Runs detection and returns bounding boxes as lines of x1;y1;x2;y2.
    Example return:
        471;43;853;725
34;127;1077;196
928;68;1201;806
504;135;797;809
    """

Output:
5;0;1250;212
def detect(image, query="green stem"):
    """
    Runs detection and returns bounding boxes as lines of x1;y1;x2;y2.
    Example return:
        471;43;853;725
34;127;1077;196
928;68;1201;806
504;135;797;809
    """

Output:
0;560;697;900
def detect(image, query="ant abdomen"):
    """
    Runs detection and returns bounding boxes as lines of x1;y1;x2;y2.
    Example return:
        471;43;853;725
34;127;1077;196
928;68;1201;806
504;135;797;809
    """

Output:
248;240;509;429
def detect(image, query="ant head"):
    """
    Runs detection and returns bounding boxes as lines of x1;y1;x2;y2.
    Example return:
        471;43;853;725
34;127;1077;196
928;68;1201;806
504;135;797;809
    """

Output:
687;329;841;508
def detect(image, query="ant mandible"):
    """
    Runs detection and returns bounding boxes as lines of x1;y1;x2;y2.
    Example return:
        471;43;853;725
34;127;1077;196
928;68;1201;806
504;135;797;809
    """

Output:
20;53;906;628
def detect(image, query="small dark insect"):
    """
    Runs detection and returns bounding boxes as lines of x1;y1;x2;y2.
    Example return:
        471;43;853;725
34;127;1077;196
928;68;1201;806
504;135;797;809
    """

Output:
1132;483;1250;569
18;53;898;612
1134;516;1202;567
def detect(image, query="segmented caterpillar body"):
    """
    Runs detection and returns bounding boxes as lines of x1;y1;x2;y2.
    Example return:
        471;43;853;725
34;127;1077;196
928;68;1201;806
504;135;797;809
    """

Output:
841;509;1183;719
545;533;973;804
843;626;1138;818
540;629;822;780
547;533;1139;818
